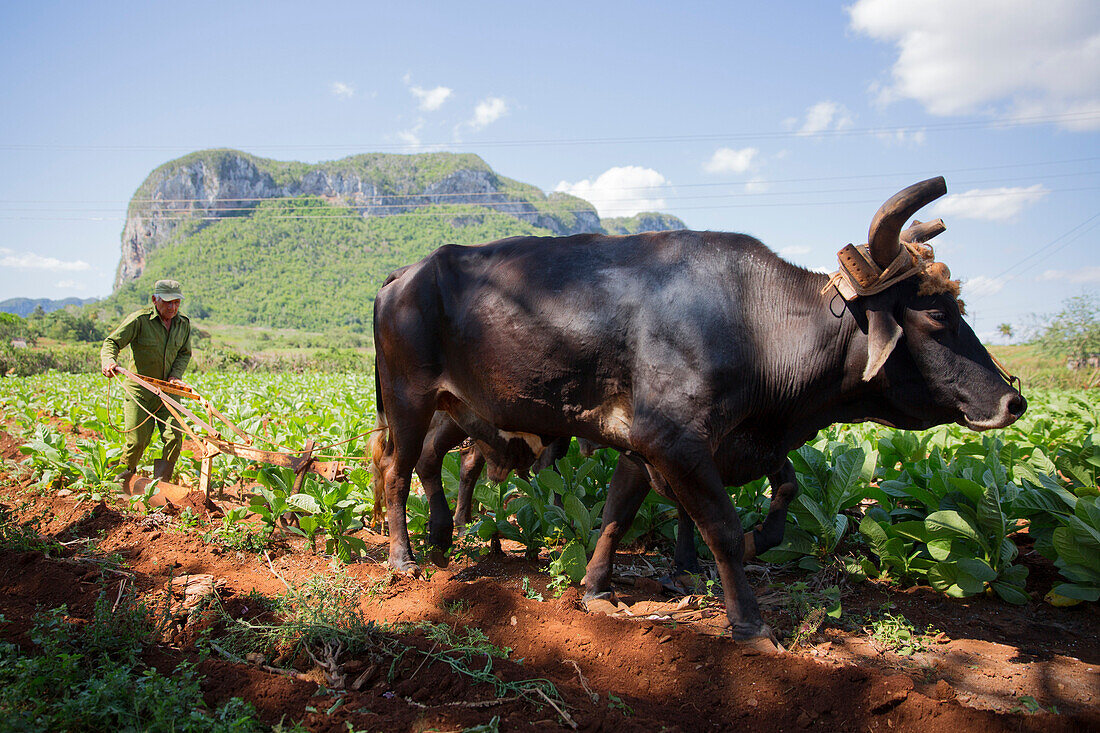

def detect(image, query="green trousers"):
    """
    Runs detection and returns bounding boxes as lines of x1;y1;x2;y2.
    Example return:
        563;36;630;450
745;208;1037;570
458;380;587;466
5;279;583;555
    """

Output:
122;388;184;471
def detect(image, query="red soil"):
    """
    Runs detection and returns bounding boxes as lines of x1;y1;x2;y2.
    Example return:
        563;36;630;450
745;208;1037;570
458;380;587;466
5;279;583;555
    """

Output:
1;427;1097;732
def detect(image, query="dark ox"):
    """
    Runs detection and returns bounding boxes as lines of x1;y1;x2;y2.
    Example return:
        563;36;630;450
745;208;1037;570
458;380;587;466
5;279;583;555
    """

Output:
371;177;1025;641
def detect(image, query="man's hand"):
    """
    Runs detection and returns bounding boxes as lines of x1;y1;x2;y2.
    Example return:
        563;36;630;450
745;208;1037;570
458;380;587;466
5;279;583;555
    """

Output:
102;361;118;379
168;377;190;389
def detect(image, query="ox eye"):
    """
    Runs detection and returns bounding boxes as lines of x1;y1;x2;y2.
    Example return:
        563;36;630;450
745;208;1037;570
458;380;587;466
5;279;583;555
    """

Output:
928;310;947;323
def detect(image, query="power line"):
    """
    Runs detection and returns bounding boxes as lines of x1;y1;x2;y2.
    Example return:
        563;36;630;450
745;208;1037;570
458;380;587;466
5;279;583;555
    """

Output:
1;110;1098;153
0;182;1096;219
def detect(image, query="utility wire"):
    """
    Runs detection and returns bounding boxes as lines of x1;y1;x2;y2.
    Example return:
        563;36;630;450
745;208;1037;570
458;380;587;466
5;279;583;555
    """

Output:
4;155;1099;205
1;109;1098;152
0;184;1096;220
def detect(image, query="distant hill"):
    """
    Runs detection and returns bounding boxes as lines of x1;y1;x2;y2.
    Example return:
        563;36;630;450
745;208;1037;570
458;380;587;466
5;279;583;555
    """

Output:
0;297;98;317
105;149;687;331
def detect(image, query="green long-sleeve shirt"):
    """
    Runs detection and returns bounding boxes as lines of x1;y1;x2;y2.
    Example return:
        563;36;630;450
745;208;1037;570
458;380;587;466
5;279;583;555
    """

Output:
100;306;192;384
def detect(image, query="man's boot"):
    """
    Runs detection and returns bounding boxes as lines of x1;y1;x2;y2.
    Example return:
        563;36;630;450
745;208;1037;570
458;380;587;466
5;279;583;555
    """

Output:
152;459;175;484
117;469;136;493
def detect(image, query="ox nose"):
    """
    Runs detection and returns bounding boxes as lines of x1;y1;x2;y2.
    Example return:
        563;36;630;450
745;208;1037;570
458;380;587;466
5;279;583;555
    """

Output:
1004;392;1027;420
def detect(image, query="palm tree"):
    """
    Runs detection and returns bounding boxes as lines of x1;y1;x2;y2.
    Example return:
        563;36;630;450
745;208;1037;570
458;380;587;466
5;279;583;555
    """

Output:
998;323;1014;342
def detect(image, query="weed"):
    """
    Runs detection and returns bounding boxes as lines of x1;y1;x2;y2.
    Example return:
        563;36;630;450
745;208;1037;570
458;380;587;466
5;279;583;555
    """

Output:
608;693;634;716
0;504;60;555
864;609;940;656
522;576;544;601
444;599;471;616
1012;695;1059;715
202;513;273;553
175;507;205;531
0;596;265;731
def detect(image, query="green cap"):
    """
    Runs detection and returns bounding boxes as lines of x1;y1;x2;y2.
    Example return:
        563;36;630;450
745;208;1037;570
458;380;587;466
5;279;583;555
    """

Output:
153;279;183;301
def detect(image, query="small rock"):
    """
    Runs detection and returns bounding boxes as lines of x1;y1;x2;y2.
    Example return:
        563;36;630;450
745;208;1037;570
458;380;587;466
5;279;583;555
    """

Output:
245;652;265;665
510;615;517;626
57;489;73;497
797;711;813;728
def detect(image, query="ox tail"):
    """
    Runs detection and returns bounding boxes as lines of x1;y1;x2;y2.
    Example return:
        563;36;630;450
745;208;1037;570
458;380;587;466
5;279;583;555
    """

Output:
368;345;390;533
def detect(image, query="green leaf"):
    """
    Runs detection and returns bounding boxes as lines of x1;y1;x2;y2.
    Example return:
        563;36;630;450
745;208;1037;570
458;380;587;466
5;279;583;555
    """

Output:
551;540;588;584
287;493;322;514
825;447;864;510
947;476;986;506
859;515;890;557
926;510;986;550
991;580;1030;605
956;557;997;583
927;561;965;596
563;494;592;538
1051;582;1100;602
977;484;1007;543
537;468;565;496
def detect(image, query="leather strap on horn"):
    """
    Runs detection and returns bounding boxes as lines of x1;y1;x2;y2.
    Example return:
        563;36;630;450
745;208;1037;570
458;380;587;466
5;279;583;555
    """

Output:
823;242;922;301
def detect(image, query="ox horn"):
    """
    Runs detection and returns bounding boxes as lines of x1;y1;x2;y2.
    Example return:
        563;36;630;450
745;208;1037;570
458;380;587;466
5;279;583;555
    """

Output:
901;218;946;244
868;177;947;268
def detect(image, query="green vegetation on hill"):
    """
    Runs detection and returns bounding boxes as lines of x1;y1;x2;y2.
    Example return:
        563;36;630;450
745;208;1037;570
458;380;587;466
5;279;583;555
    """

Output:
107;197;557;331
602;212;688;235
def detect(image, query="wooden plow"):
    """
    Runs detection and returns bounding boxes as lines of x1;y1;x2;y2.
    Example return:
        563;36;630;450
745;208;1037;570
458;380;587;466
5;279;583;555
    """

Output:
115;366;350;498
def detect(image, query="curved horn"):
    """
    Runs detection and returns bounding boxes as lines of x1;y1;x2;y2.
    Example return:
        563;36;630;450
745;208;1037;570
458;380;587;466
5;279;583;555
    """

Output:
868;177;947;268
901;218;946;244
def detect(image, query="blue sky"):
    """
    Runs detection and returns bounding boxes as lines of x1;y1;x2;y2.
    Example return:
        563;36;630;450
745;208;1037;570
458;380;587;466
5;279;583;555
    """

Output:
1;1;1098;341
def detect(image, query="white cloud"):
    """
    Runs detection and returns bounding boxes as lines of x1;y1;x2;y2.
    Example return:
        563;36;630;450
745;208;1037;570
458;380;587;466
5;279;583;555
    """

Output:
794;101;854;136
396;119;424;149
875;128;926;145
466;96;508;130
556;166;669;218
0;250;90;271
848;0;1100;130
1037;266;1100;283
330;81;355;99
963;275;1007;297
744;177;769;194
55;279;84;290
410;84;452;112
703;147;758;174
933;184;1049;221
779;245;812;259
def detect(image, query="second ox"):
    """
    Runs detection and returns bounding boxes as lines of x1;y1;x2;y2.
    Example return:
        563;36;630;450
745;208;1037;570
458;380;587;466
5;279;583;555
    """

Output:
371;177;1025;641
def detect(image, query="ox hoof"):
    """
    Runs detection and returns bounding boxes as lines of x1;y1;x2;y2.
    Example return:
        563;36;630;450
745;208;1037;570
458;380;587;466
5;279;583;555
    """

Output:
386;558;421;577
428;547;450;569
582;591;630;616
730;623;783;653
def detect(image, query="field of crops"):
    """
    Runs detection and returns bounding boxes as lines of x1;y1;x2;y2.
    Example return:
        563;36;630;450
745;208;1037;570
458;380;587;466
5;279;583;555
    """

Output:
0;370;1098;730
4;371;1097;605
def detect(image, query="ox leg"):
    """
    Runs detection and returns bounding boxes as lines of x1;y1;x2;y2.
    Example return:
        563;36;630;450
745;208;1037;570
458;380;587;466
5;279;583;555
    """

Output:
453;447;485;529
645;438;770;641
672;503;703;577
582;454;650;600
379;405;436;574
414;415;468;568
746;460;798;560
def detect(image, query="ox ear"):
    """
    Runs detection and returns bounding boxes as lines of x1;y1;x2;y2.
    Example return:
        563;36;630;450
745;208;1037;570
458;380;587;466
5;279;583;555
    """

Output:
863;308;903;381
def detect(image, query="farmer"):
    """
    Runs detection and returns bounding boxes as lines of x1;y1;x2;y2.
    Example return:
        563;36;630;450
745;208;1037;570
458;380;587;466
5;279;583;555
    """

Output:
100;279;192;486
